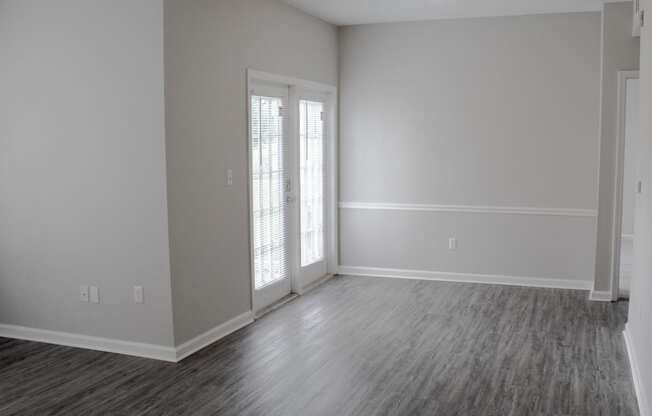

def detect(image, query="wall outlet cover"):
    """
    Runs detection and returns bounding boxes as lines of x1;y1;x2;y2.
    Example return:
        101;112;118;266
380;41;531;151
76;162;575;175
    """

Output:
80;285;89;302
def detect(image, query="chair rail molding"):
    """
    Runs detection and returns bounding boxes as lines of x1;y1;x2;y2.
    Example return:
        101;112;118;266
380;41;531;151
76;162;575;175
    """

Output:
338;202;597;217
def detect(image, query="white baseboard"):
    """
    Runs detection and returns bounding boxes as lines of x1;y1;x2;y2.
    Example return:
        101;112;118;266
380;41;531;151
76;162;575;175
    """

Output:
624;325;649;416
175;311;253;362
338;266;592;290
0;311;254;363
0;323;177;362
589;290;615;302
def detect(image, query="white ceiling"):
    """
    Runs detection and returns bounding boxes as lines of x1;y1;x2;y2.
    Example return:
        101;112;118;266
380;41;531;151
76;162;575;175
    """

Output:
281;0;618;26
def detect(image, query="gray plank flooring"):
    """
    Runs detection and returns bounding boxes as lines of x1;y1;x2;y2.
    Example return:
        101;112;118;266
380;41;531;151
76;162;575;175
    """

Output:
0;276;639;416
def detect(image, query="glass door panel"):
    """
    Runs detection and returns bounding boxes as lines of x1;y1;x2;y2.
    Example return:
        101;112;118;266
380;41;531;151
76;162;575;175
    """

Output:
249;85;292;311
295;96;328;289
299;100;325;267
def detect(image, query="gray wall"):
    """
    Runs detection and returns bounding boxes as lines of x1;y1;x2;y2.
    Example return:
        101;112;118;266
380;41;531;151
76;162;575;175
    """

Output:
594;1;640;292
339;13;601;283
164;0;338;344
628;0;652;412
0;0;175;346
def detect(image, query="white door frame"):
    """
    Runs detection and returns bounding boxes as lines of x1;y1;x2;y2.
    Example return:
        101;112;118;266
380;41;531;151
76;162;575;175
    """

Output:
609;70;639;301
246;69;339;310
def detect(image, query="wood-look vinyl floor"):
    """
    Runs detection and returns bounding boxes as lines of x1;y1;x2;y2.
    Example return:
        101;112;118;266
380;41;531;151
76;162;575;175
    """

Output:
0;276;638;416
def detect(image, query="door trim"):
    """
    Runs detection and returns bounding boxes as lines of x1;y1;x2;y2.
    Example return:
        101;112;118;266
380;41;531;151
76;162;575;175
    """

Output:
609;70;639;301
246;69;339;310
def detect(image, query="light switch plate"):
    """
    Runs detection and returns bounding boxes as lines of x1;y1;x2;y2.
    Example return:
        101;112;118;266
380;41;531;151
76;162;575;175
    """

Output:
134;286;144;304
90;286;100;304
449;237;457;250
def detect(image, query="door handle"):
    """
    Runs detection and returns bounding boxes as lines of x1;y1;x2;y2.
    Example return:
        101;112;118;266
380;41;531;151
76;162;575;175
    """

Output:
286;195;296;203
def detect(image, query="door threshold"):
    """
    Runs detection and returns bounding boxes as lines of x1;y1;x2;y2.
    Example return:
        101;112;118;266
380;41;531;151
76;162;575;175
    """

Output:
296;273;336;295
254;293;299;319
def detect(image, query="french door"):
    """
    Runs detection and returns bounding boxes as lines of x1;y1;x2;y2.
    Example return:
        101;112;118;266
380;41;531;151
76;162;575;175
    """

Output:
296;94;328;286
248;82;330;313
249;83;292;312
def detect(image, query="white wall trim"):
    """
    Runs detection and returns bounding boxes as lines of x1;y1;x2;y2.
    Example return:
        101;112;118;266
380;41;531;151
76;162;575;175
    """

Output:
0;323;177;362
338;266;592;290
247;69;337;93
0;311;255;363
608;70;641;301
339;202;597;218
588;290;614;301
624;325;649;416
622;233;635;241
175;311;254;362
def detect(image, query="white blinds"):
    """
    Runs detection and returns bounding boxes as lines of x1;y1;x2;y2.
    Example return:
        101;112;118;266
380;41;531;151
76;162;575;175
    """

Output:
251;94;289;289
299;100;325;266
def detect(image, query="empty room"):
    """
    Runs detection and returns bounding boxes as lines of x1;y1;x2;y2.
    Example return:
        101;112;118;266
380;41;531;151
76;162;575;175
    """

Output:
1;0;652;415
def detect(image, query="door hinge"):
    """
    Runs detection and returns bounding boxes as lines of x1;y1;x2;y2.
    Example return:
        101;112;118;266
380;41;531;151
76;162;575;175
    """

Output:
320;111;324;121
641;9;645;27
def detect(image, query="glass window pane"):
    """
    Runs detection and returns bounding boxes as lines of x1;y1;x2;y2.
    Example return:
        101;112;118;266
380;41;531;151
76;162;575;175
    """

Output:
251;95;288;288
300;100;325;267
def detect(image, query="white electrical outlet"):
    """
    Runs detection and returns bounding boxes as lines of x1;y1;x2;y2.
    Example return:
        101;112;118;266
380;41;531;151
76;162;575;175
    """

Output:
80;285;89;302
449;237;457;250
134;286;144;304
227;169;233;186
90;286;100;304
